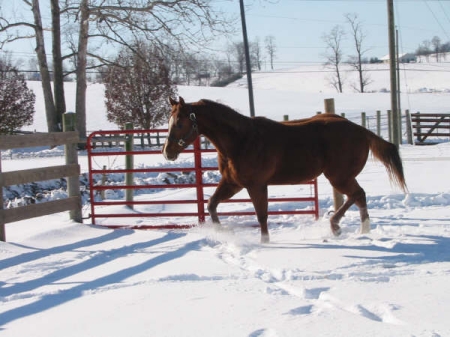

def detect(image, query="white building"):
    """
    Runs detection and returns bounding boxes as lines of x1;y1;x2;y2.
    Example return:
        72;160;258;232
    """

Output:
380;53;417;63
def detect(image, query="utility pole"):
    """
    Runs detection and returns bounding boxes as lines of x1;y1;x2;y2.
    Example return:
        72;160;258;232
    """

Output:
396;29;402;140
239;0;256;117
387;0;399;147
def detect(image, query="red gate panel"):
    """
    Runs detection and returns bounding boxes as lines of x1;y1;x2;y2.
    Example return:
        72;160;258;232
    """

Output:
86;129;319;229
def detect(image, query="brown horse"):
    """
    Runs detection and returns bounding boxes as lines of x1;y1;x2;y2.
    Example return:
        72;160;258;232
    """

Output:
163;97;407;243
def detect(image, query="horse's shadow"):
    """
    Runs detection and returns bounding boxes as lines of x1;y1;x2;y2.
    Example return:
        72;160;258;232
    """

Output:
270;233;450;267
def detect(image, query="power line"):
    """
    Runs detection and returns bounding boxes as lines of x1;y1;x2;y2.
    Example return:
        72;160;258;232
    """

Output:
423;0;450;40
438;0;450;25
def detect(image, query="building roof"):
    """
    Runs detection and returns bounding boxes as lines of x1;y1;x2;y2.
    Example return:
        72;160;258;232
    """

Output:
380;53;416;61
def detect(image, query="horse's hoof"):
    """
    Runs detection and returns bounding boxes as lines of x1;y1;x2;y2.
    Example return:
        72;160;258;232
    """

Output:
332;227;342;236
261;235;270;244
360;219;371;234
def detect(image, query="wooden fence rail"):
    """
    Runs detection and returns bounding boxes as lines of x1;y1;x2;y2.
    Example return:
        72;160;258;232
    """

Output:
0;113;82;242
410;113;450;144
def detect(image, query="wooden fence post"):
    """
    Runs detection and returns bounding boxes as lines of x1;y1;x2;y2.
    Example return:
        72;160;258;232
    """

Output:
157;131;162;146
361;112;366;128
63;112;82;223
387;110;392;143
405;109;413;145
283;115;289;121
324;98;344;212
125;123;134;209
0;156;5;241
376;110;381;137
415;111;421;142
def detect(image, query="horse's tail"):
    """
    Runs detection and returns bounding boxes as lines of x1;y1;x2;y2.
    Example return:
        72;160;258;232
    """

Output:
367;132;408;193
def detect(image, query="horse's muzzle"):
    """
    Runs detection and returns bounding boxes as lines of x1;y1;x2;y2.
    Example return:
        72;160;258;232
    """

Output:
162;145;179;161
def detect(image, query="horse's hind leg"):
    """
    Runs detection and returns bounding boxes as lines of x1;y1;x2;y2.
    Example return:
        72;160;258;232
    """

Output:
328;179;370;235
354;190;370;234
247;185;269;243
207;180;242;224
329;197;354;236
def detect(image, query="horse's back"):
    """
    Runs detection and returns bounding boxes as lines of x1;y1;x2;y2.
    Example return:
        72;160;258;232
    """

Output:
300;114;372;180
282;114;372;181
225;113;372;186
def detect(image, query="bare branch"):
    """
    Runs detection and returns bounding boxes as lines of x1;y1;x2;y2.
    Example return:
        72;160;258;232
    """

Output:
322;25;345;93
345;13;371;93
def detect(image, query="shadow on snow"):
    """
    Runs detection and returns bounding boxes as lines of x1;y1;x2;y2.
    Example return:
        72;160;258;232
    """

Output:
0;231;203;328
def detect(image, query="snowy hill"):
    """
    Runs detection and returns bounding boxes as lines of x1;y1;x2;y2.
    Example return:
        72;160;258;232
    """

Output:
1;66;450;337
23;62;450;134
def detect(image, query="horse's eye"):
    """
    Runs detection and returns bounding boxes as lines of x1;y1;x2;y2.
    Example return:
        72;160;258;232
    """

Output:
176;121;183;129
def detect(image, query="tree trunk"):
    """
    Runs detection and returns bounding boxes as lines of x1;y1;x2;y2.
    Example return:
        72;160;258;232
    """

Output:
336;64;343;93
51;0;66;127
75;0;89;145
358;55;364;93
32;0;58;132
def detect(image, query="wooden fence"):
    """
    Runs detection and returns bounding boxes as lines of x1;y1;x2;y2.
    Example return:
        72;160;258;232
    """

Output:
89;131;165;148
410;113;450;144
91;111;450;151
0;114;82;242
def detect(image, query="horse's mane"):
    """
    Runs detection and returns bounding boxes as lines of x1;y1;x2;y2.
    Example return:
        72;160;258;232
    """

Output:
198;99;250;119
196;99;257;132
198;99;281;125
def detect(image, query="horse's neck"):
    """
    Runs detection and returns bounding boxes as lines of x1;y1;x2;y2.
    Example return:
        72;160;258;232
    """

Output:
194;103;250;156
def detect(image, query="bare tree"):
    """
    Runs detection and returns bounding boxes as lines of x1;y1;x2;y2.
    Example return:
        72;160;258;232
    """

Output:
232;42;245;73
27;57;40;80
431;36;441;62
50;0;65;128
72;0;231;140
345;13;371;93
225;44;235;70
322;25;346;93
181;53;200;85
416;40;431;62
441;41;450;61
252;37;262;71
1;0;232;140
265;35;276;70
0;0;78;132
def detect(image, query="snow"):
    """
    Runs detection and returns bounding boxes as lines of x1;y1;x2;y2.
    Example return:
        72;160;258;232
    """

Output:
1;65;450;336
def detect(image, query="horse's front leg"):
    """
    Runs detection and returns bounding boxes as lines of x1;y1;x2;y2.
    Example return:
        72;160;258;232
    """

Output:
247;185;269;243
207;179;242;224
329;179;368;236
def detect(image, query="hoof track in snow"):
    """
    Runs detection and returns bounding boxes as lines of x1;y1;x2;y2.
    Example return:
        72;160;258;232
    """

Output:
285;305;314;316
248;328;279;337
215;239;407;326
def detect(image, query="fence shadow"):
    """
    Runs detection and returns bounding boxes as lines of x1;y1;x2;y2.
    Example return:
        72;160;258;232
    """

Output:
0;231;202;328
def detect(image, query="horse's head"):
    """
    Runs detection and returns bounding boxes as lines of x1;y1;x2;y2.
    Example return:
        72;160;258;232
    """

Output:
162;96;198;161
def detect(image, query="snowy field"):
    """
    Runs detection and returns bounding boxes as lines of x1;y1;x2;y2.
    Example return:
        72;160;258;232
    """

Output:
1;64;450;336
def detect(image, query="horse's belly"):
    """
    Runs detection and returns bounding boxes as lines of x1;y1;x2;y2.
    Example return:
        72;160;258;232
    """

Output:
268;167;321;185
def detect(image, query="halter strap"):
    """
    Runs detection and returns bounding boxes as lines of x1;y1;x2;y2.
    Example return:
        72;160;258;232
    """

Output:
172;112;198;147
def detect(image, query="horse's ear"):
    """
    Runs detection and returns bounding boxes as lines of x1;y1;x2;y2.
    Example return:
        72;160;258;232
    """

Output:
179;97;185;106
169;97;177;106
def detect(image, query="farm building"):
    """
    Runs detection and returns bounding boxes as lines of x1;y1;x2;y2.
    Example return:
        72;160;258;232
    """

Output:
380;53;417;63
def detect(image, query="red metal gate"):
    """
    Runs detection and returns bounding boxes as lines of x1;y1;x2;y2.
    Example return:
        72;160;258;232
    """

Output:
86;129;319;229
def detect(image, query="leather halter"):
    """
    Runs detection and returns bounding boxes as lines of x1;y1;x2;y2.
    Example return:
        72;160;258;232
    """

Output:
170;112;198;147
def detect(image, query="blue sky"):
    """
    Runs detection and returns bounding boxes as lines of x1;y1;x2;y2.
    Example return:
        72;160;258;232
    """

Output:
216;0;450;67
1;0;449;69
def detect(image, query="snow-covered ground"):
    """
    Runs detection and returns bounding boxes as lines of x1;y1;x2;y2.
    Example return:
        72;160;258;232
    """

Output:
1;65;450;336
